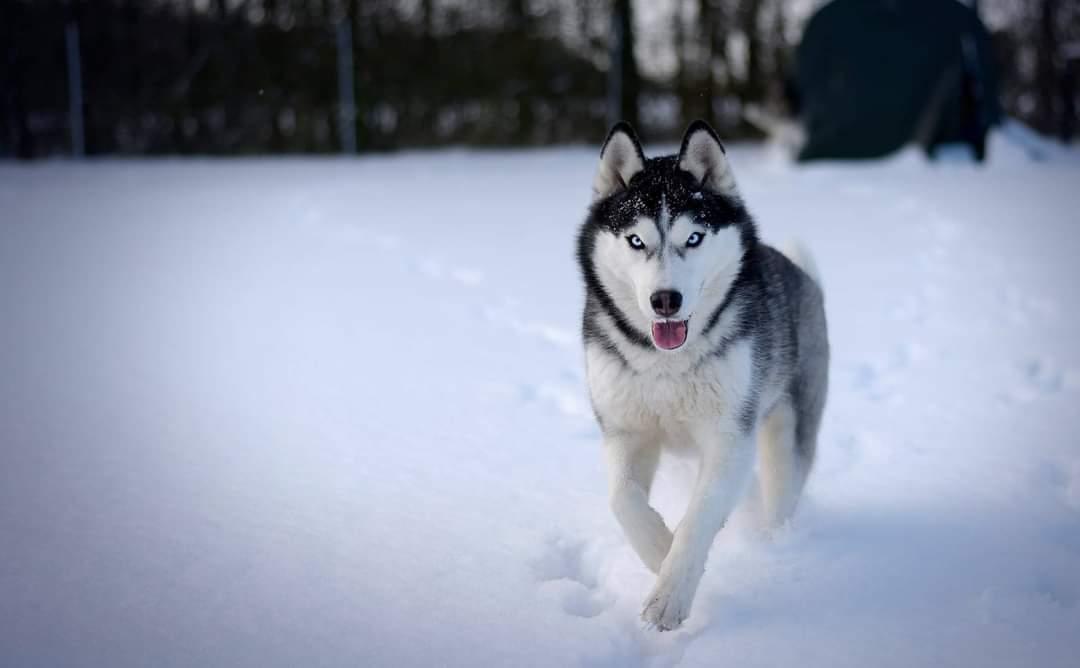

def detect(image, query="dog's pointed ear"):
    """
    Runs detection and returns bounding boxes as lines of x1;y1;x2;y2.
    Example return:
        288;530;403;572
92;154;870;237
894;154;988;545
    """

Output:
592;122;645;201
677;120;737;196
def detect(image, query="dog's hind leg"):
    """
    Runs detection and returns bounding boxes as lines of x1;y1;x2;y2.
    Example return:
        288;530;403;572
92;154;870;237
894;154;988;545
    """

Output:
605;432;672;574
756;399;807;528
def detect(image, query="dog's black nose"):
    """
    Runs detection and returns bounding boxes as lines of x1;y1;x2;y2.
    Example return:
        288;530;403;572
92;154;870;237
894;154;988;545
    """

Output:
650;290;682;317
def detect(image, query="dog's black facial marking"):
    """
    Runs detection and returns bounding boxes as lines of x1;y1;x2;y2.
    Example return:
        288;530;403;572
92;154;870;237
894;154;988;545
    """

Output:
590;156;752;238
576;220;654;350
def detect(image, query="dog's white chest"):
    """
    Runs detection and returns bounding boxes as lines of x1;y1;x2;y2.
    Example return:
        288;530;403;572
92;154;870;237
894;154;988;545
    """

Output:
585;339;753;433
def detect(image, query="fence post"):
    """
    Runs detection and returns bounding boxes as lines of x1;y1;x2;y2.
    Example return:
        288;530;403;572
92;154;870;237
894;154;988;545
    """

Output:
65;20;85;157
336;20;357;154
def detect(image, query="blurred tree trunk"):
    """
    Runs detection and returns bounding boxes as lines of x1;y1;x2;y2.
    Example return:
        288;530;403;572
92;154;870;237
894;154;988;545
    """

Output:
2;0;32;158
673;0;688;121
124;0;142;152
609;0;639;128
68;0;94;155
508;0;536;142
711;1;730;113
1032;0;1058;134
770;0;788;109
347;0;363;149
214;0;233;151
1063;62;1076;143
697;0;720;126
737;0;764;104
420;0;436;140
1035;0;1059;136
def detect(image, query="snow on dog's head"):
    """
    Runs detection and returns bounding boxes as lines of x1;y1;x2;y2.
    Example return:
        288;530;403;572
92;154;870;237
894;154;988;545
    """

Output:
578;121;756;353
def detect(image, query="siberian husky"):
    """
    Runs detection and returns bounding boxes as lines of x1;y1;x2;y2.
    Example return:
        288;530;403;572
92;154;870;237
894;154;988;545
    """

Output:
577;120;829;630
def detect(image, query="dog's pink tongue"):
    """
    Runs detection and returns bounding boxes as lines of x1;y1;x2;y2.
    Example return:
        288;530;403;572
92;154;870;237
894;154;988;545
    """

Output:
651;320;688;350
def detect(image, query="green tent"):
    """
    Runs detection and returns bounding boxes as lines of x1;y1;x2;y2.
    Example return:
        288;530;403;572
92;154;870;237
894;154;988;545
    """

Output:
795;0;1001;162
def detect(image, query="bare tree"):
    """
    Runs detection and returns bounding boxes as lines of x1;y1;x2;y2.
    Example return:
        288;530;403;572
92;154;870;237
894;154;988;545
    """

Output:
608;0;639;127
737;0;765;104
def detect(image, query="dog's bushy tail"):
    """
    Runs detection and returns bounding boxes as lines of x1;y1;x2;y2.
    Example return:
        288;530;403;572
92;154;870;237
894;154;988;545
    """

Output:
781;239;822;287
768;238;827;529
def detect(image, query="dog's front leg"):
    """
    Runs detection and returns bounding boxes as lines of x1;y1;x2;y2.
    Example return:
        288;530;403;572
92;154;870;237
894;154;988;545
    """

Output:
641;425;754;630
604;430;672;574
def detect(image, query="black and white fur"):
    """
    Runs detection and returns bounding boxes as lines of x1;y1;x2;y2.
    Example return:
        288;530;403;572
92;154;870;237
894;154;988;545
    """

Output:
577;121;829;630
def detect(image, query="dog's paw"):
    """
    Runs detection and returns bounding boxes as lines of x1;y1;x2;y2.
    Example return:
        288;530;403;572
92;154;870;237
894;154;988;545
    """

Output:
640;575;694;631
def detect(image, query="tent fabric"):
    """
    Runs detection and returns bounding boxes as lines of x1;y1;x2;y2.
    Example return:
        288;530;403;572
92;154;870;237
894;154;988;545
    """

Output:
795;0;1001;161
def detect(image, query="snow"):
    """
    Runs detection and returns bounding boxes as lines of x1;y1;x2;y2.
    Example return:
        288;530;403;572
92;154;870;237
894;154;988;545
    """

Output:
2;137;1079;667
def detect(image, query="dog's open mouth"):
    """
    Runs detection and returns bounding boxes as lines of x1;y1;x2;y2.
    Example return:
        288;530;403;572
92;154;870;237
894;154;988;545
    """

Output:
651;320;688;350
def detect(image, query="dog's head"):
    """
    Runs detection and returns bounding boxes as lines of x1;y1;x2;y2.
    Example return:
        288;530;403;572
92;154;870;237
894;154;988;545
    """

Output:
579;120;755;352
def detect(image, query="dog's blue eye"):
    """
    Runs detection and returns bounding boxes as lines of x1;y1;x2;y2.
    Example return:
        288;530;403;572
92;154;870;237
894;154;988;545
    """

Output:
686;232;703;248
627;234;645;250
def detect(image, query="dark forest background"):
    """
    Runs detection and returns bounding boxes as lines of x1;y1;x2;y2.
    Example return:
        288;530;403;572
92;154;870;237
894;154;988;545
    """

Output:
2;0;1078;158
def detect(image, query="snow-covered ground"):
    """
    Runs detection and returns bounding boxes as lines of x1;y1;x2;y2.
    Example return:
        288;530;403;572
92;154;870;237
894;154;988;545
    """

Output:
2;138;1079;667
